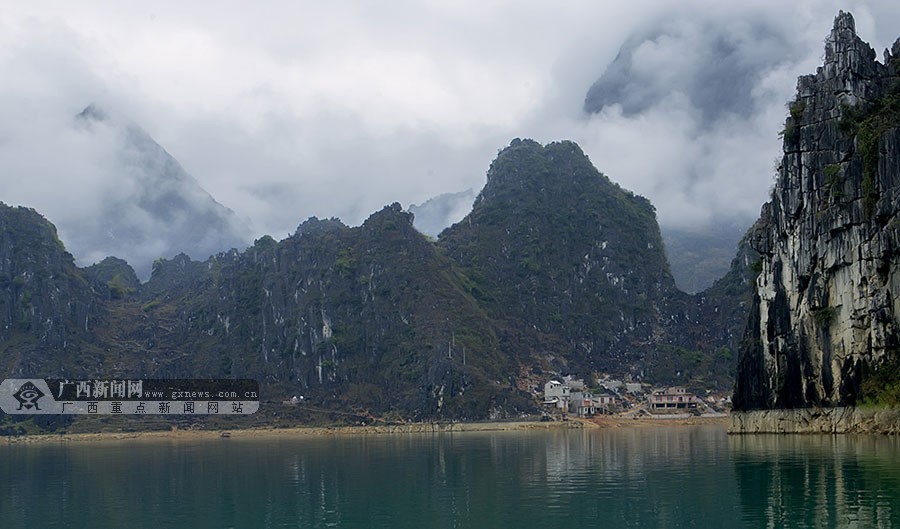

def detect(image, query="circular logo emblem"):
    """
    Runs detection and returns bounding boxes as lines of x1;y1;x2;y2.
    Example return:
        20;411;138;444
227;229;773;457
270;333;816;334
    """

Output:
13;381;45;410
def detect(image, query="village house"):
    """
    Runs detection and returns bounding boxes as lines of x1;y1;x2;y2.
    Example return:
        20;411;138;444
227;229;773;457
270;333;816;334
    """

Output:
595;394;617;407
571;392;619;416
543;380;570;409
545;378;618;416
570;391;589;415
647;387;701;411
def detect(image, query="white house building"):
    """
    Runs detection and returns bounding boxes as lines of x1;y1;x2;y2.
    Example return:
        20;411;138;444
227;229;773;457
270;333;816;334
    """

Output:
543;380;570;409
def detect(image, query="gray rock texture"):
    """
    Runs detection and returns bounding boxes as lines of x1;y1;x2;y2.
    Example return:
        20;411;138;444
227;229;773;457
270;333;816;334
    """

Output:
729;407;900;434
733;12;900;411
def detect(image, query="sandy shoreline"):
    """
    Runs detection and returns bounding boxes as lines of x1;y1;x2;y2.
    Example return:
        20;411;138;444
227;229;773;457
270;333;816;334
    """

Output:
2;416;729;445
3;420;581;444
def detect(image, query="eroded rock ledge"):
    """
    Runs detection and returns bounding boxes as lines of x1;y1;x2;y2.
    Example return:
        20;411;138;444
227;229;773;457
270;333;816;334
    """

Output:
729;408;900;434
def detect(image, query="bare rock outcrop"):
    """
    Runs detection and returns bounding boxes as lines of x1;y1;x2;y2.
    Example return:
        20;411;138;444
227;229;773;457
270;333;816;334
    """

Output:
733;12;900;413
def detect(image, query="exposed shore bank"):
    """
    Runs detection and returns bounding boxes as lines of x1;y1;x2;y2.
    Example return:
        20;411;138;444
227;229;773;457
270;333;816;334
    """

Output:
3;415;731;444
729;408;900;434
2;419;589;444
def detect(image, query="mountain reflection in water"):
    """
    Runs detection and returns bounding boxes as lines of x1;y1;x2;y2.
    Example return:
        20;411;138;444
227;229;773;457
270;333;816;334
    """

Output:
1;426;899;528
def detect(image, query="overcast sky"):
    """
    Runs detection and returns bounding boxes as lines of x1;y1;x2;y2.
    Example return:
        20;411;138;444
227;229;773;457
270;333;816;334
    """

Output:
2;1;900;264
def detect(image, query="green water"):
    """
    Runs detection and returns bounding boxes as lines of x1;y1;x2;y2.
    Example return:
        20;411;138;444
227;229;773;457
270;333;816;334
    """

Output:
2;425;899;528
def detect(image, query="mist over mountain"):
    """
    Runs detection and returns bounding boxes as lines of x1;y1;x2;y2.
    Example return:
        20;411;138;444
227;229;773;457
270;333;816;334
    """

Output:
351;16;798;299
660;221;750;294
66;105;251;278
584;14;803;122
578;13;799;294
409;189;476;238
4;4;887;269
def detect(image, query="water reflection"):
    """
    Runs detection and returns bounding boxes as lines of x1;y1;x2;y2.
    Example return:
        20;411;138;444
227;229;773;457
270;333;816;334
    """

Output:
730;434;900;528
2;427;900;528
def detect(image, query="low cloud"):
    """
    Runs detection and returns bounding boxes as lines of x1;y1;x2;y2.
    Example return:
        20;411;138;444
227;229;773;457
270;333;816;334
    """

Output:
521;2;860;231
0;1;896;270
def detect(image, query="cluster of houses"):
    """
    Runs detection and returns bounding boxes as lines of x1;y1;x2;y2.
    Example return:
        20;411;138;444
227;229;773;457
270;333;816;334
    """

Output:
542;376;704;416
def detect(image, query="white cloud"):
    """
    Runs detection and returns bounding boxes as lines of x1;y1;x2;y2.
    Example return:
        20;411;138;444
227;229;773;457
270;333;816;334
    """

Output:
0;0;897;268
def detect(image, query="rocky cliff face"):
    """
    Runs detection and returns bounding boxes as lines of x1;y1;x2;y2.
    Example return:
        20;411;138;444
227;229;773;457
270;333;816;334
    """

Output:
130;204;526;420
733;12;900;410
1;138;745;423
440;139;739;388
0;204;100;377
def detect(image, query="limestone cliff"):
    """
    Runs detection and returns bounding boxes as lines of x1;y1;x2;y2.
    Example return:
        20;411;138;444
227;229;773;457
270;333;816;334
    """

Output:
2;138;743;428
0;204;100;377
733;12;900;411
440;139;738;389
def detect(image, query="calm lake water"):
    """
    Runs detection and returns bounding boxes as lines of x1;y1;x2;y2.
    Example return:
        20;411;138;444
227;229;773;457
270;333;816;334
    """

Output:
2;425;900;528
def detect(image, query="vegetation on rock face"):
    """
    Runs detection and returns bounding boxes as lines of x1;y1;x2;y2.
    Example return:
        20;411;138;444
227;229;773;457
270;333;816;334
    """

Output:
839;83;900;216
823;164;845;199
0;203;99;379
860;352;900;407
0;139;744;428
439;139;739;389
779;99;806;145
84;257;140;300
440;139;672;341
811;307;836;329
